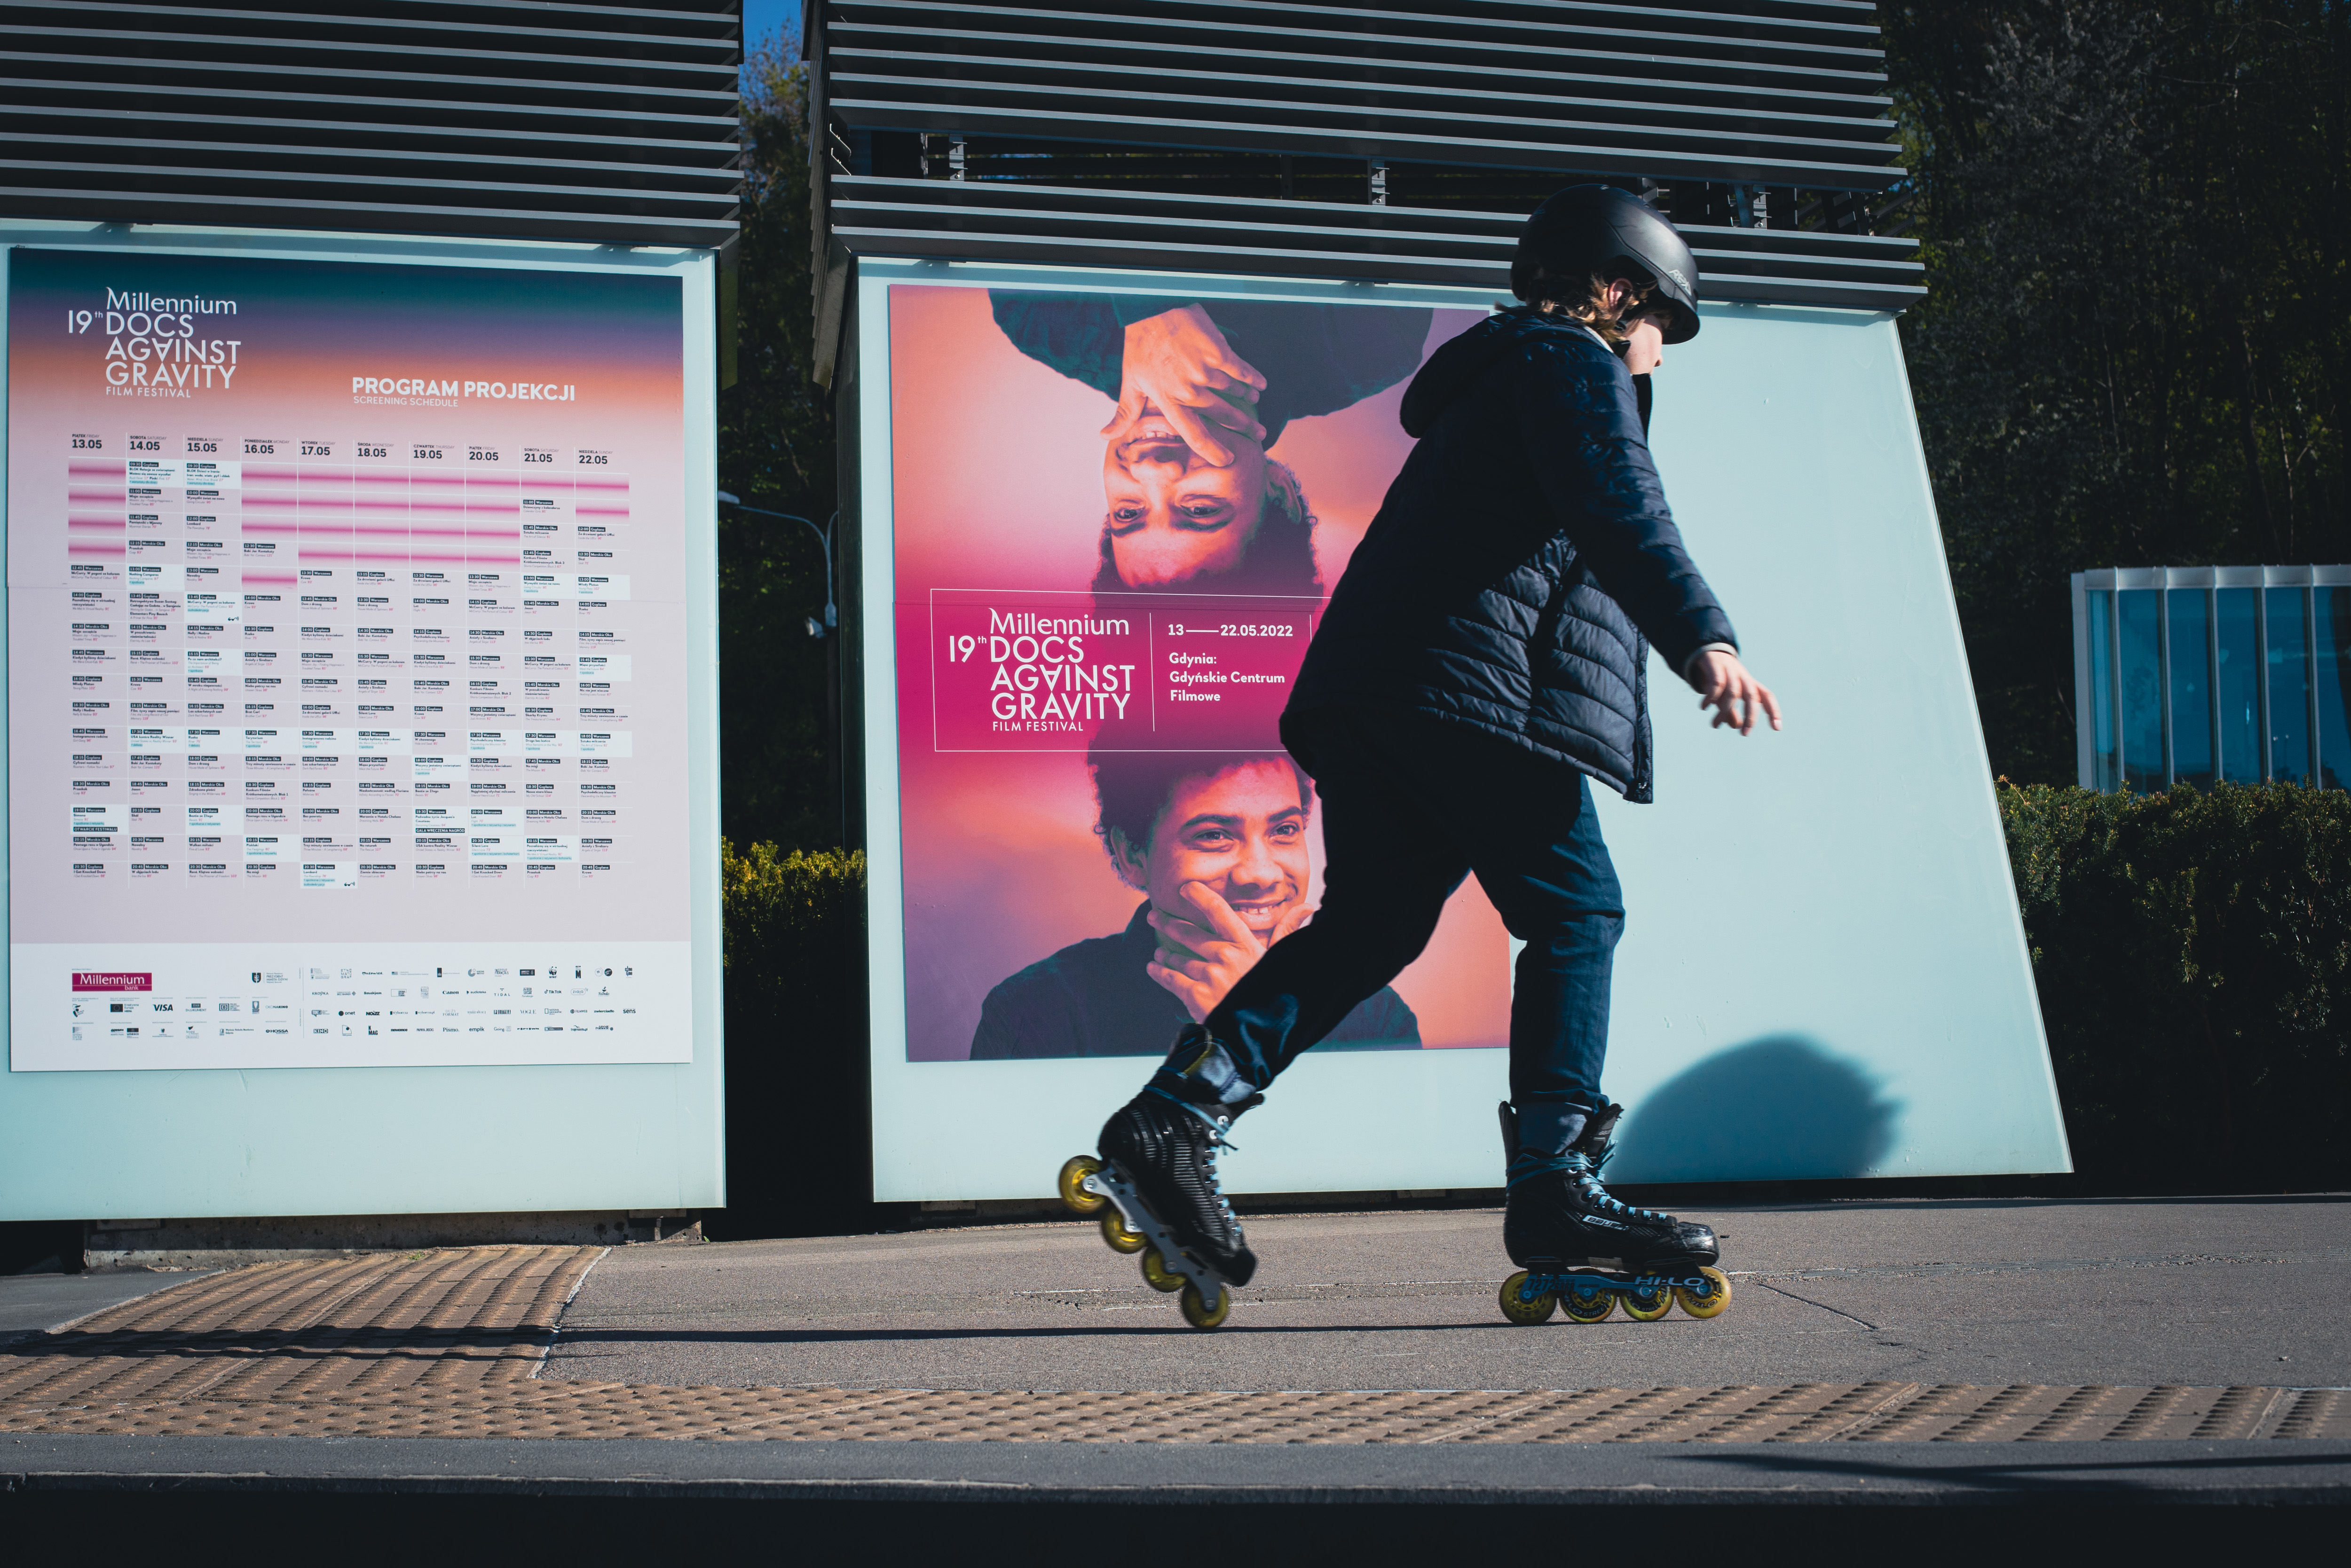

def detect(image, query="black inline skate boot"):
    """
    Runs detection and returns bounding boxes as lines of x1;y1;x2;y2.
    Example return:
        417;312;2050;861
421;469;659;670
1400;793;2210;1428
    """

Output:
1055;1026;1261;1329
1495;1101;1733;1326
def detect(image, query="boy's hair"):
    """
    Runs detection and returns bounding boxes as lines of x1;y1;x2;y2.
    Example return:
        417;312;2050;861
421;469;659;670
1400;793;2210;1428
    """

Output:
1512;265;1660;347
1088;745;1312;867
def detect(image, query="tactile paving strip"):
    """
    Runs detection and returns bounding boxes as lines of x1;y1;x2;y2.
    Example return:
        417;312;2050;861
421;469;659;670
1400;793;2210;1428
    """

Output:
1;1249;2342;1444
0;1245;597;1413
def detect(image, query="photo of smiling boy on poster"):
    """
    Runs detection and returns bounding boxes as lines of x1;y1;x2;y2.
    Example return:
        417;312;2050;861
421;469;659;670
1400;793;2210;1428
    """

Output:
889;283;1503;1064
970;740;1419;1059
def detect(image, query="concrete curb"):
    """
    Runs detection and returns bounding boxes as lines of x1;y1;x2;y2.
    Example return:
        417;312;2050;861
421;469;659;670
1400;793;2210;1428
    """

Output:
5;1434;2349;1505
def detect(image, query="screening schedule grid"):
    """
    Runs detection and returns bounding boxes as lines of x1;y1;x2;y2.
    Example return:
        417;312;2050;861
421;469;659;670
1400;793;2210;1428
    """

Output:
56;427;639;890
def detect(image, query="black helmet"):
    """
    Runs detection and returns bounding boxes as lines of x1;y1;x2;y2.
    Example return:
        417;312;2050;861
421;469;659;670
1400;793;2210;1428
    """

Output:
1513;184;1702;344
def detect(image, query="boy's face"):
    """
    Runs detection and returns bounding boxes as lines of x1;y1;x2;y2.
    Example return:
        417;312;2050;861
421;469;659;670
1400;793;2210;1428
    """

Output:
1101;406;1270;587
1113;759;1310;937
1619;300;1671;376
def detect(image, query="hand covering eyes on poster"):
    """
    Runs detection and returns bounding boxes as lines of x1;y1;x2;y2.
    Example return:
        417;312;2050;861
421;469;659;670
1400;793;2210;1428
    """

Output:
891;284;1508;1063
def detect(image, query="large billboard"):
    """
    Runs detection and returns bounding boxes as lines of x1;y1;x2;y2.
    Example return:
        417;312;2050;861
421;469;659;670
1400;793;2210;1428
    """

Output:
858;260;2071;1200
0;230;721;1222
890;283;1508;1068
8;250;687;1070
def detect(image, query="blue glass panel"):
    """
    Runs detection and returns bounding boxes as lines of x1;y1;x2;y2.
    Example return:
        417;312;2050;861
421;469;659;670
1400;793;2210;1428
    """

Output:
2118;589;2166;790
2319;588;2351;791
2168;589;2213;788
2088;590;2118;790
2268;587;2312;783
2216;588;2260;781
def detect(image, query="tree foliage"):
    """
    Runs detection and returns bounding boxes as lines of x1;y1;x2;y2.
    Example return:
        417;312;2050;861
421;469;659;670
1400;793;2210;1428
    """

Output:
718;32;840;849
1885;1;2351;783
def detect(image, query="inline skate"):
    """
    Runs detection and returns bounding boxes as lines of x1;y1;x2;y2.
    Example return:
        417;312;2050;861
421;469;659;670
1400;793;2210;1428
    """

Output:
1494;1100;1732;1325
1056;1028;1258;1330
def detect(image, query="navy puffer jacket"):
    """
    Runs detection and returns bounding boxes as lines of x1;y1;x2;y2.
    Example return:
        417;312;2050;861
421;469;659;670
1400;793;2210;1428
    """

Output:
1285;308;1736;803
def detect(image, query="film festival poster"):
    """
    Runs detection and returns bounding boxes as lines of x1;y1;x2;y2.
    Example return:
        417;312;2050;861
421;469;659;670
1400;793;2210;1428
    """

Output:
890;283;1511;1064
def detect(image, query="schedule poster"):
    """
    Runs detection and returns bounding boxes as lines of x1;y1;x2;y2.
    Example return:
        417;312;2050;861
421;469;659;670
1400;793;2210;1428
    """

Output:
6;249;691;1071
889;282;1511;1063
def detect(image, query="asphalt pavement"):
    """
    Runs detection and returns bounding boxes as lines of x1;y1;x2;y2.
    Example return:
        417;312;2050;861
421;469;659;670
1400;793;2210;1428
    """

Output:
543;1195;2351;1392
0;1269;214;1347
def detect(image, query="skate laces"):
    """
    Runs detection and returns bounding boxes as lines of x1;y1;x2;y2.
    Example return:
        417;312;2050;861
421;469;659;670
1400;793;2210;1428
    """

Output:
1148;1088;1244;1230
1566;1150;1666;1221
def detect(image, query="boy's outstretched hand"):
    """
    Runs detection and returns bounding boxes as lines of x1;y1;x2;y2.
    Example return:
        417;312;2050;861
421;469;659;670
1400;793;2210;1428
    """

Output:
1690;649;1783;735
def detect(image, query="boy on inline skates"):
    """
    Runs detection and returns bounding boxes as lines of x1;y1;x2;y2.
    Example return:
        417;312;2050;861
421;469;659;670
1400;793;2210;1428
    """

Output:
1061;186;1783;1328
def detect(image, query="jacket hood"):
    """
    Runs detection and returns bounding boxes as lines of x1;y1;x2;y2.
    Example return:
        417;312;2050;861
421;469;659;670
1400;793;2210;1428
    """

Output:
1400;308;1597;438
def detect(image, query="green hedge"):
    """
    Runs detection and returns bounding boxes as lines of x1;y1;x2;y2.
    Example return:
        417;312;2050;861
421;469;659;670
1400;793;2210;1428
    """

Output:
2001;781;2351;1188
719;842;868;1228
721;841;866;1010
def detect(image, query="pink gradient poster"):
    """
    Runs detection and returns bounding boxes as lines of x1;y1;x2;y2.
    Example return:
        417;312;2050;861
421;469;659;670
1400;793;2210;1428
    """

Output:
889;282;1510;1063
7;248;692;1071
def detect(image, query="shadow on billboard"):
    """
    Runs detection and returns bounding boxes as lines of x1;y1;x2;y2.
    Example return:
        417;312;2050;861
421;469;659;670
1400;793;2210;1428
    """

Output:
1614;1035;1901;1184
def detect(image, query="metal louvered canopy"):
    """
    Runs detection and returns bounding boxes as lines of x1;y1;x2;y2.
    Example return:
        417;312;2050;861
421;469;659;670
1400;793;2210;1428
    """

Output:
811;0;1919;322
823;0;1903;190
0;1;743;248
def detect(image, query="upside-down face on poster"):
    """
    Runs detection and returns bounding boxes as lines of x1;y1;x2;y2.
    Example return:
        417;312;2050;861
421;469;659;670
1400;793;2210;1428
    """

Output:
890;283;1512;1069
7;247;692;1070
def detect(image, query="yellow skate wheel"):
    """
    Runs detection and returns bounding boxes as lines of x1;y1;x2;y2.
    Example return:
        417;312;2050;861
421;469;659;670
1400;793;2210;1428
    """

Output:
1559;1283;1616;1324
1057;1155;1106;1215
1179;1282;1231;1330
1099;1208;1147;1254
1675;1266;1732;1319
1140;1245;1184;1293
1498;1270;1557;1326
1622;1284;1673;1322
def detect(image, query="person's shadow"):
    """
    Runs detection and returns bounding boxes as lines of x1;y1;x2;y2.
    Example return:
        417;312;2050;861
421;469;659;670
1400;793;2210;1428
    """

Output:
1607;1034;1901;1183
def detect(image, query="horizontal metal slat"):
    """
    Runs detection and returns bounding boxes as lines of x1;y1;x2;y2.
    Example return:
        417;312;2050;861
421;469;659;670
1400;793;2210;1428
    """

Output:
828;46;1899;147
0;185;740;247
2;159;738;218
831;94;1906;189
3;77;735;136
826;19;1893;120
18;136;742;193
1;50;739;108
1678;222;1920;262
833;68;1901;169
3;102;739;164
6;24;734;80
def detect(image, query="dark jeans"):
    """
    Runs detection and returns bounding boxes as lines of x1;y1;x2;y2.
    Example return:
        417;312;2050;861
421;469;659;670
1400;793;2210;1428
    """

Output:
1162;708;1625;1111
